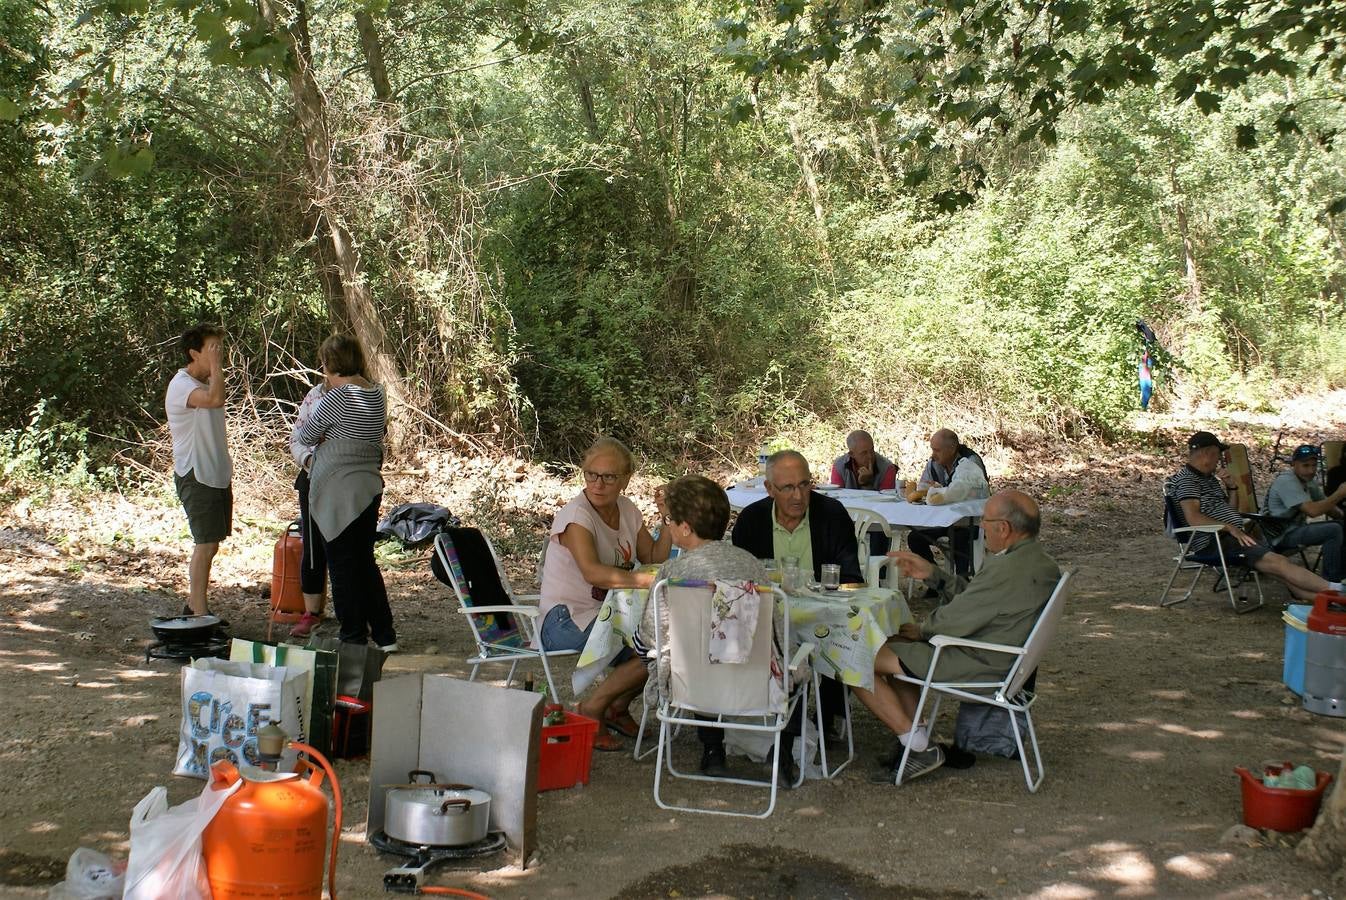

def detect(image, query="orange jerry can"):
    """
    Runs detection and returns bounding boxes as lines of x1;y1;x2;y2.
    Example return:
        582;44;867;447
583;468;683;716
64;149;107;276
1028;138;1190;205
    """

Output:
203;760;329;899
271;521;305;622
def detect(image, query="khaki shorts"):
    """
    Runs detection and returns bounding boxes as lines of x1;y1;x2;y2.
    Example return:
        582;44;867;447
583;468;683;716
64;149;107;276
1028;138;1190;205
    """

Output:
175;469;233;544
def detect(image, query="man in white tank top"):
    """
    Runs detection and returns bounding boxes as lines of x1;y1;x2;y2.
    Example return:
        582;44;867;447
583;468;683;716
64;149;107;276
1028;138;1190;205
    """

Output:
164;324;233;616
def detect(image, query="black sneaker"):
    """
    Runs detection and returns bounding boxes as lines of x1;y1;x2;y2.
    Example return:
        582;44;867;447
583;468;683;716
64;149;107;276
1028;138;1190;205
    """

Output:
700;745;728;778
869;744;946;784
898;745;945;782
775;752;798;790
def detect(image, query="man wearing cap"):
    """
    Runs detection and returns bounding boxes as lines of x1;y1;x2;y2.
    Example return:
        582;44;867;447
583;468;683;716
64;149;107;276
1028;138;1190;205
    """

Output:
1263;445;1346;582
1166;432;1340;601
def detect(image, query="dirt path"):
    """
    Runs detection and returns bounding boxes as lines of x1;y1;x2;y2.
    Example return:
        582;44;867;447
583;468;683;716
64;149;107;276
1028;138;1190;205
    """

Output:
1;400;1343;898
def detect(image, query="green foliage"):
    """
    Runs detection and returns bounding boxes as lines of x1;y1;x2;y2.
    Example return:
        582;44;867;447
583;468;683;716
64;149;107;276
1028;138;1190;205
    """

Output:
2;0;1345;476
0;400;102;485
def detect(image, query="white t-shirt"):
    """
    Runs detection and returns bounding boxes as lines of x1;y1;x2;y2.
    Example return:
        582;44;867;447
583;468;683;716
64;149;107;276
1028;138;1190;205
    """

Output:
539;493;642;630
165;369;232;488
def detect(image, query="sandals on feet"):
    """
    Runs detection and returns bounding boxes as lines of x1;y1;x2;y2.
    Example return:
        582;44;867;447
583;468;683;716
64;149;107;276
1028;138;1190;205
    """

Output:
604;708;640;738
592;731;625;752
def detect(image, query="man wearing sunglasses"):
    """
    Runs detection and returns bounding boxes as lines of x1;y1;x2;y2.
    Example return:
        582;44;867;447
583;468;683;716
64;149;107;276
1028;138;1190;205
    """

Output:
732;450;864;763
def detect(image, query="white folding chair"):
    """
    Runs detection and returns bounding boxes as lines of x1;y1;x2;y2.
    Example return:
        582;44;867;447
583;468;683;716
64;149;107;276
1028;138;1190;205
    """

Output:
432;530;577;700
1156;490;1264;613
850;508;894;588
892;570;1072;793
651;580;812;818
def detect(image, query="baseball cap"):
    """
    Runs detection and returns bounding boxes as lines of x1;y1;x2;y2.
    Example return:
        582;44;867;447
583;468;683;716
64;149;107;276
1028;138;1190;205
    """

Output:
1187;431;1228;452
1292;444;1321;462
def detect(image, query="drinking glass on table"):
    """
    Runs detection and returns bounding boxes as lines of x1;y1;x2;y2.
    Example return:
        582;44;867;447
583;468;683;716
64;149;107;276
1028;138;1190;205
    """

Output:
820;563;841;591
762;559;781;585
782;556;801;593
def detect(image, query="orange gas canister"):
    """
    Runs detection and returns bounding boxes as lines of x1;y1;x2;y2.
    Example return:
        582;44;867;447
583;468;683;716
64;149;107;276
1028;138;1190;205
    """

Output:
271;521;305;623
203;760;329;899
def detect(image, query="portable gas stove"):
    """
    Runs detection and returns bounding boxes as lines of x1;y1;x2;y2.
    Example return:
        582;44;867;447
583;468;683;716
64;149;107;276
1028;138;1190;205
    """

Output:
145;614;231;663
145;634;231;663
369;829;508;894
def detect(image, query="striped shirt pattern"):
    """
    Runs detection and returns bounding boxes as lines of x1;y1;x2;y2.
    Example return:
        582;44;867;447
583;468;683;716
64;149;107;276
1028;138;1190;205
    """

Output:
1165;464;1240;553
296;384;386;446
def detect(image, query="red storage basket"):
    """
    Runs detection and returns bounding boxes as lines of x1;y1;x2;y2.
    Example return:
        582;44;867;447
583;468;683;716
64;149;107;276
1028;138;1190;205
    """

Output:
538;710;599;792
1235;766;1333;832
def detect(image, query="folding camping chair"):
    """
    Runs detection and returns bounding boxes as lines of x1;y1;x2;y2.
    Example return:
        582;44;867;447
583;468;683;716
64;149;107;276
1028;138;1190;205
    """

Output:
1156;490;1264;613
650;579;812;818
891;570;1073;793
431;528;577;699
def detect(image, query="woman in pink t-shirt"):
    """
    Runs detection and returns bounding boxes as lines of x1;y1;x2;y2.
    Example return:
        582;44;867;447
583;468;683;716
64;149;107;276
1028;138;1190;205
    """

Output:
540;437;672;750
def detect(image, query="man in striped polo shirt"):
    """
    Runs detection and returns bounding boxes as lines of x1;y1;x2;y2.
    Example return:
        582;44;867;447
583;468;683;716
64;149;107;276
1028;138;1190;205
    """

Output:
1166;431;1341;601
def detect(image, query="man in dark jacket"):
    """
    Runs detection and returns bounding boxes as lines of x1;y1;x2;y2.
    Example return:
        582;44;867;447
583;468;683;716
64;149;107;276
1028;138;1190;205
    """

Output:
731;450;862;758
731;450;864;584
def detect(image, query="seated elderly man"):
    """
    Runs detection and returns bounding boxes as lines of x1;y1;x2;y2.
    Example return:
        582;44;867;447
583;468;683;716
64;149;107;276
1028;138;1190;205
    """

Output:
1264;444;1346;582
733;449;862;750
858;490;1060;783
908;428;990;579
830;429;897;556
830;430;899;491
1168;432;1341;601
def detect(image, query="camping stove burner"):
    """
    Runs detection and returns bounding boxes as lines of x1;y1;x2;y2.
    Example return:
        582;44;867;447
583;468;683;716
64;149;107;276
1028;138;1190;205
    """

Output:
369;829;508;894
144;635;230;663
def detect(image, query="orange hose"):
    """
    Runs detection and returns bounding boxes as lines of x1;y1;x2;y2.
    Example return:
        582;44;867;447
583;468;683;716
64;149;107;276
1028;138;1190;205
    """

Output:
419;889;490;898
289;741;342;900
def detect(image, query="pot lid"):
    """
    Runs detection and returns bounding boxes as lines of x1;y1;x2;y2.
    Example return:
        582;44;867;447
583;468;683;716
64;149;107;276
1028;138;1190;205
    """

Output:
388;785;492;806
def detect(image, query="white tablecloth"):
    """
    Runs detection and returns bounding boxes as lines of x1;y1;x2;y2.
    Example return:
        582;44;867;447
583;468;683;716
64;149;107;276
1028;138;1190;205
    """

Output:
725;482;986;529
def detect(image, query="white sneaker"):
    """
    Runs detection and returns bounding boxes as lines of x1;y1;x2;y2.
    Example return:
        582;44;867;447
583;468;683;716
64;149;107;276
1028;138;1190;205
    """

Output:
379;643;400;654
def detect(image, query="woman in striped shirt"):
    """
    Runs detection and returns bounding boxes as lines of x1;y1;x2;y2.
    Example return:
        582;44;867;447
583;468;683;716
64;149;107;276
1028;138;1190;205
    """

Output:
297;334;398;651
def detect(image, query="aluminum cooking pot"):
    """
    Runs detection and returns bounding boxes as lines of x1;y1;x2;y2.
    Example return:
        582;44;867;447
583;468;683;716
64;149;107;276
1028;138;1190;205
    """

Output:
384;770;491;847
150;614;222;643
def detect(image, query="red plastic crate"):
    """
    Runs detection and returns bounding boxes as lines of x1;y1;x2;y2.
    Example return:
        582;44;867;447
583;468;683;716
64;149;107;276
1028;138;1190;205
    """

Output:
537;710;599;792
331;694;372;760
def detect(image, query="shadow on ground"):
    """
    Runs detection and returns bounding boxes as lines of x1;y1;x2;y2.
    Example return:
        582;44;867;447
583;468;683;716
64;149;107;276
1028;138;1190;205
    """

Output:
618;842;980;899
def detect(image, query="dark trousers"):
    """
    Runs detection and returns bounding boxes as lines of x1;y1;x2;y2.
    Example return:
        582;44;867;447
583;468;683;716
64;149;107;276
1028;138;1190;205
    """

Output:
908;525;975;577
295;470;327;596
325;495;396;647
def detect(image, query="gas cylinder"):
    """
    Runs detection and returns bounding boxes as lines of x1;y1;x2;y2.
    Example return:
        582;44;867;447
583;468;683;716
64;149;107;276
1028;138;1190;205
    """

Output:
271;521;305;622
203;759;329;899
1304;590;1346;717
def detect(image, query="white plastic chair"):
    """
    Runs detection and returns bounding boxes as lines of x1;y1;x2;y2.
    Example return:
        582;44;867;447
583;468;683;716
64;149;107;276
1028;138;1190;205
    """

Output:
1157;490;1264;613
891;569;1073;793
432;530;577;700
650;580;812;818
850;508;894;588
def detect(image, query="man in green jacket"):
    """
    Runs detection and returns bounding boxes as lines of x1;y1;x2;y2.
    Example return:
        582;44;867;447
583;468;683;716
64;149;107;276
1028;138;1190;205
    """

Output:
856;489;1061;783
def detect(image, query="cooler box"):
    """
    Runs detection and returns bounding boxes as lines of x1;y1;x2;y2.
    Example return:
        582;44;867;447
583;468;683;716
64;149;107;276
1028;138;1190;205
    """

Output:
1284;604;1310;696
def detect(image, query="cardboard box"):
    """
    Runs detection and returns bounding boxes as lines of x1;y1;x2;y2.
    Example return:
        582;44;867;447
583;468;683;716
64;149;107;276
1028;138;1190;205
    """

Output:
368;675;542;867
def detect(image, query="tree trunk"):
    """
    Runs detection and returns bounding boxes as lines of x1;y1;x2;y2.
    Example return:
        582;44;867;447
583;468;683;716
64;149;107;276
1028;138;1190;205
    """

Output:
354;10;392;102
570;51;600;141
1170;166;1202;306
1297;749;1346;882
788;118;827;233
263;0;411;444
866;119;891;187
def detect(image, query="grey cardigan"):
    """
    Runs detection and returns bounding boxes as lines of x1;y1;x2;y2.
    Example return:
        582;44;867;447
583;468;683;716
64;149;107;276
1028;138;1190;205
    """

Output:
308;438;384;541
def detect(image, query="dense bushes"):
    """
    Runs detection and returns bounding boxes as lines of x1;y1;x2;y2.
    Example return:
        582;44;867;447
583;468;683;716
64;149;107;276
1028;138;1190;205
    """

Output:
2;0;1345;472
